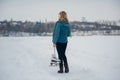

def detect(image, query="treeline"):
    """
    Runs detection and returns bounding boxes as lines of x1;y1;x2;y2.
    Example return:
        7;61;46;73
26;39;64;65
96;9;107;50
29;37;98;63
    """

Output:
0;20;120;36
0;20;55;36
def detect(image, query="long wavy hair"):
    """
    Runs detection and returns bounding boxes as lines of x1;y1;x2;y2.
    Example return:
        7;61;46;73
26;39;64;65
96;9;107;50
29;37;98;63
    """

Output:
58;11;68;22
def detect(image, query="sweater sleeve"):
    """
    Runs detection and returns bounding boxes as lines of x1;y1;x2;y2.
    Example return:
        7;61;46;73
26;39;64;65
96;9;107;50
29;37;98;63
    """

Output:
52;22;61;44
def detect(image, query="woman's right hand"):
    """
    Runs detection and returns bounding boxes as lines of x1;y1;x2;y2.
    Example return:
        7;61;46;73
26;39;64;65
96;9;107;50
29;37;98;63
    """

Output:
53;44;56;47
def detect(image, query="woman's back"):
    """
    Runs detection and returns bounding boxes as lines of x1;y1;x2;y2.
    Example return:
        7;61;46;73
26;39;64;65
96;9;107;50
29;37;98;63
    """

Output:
52;21;70;44
57;21;70;43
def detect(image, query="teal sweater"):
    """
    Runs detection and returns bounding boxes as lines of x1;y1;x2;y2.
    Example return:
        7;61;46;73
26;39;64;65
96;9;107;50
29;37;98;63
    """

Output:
52;21;71;44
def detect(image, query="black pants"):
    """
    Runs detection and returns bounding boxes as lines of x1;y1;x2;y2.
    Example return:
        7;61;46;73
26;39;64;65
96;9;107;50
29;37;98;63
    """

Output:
56;42;68;65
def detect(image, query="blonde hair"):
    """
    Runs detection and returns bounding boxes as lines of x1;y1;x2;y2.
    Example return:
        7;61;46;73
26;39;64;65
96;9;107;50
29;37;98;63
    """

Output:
58;11;68;22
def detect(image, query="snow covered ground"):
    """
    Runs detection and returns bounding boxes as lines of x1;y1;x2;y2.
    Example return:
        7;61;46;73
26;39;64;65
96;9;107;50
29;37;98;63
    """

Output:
0;36;120;80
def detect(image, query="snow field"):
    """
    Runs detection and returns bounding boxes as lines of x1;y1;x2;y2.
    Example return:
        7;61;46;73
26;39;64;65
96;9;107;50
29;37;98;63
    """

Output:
0;36;120;80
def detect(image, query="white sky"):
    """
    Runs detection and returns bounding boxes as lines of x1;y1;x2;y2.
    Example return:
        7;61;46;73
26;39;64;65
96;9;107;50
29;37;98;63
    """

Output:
0;0;120;21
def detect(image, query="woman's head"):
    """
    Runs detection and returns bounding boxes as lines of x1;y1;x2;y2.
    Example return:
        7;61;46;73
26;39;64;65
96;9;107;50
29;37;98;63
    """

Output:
58;11;68;22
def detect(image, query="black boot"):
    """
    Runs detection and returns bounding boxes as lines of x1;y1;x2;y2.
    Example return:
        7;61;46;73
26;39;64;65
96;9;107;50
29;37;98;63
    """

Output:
64;63;69;73
58;63;63;73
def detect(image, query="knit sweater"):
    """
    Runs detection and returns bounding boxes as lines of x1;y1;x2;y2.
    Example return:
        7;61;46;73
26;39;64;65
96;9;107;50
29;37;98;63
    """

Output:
52;21;71;44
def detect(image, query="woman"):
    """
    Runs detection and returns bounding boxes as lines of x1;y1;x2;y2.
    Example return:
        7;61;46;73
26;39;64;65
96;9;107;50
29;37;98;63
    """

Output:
52;11;71;73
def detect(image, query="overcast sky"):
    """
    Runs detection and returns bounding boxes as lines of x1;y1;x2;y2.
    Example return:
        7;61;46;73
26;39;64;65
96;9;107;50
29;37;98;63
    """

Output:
0;0;120;21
